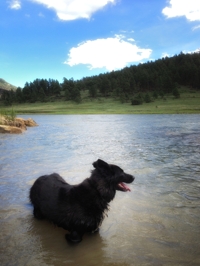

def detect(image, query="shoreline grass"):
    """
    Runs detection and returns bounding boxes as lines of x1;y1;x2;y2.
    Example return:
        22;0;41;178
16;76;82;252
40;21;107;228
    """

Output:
0;91;200;115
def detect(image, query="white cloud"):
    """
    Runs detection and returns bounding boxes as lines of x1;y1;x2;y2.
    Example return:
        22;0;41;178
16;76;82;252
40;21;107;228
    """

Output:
64;35;152;71
161;52;170;58
30;0;115;20
192;25;200;31
162;0;200;21
183;48;200;54
9;0;21;9
38;12;45;17
127;38;135;42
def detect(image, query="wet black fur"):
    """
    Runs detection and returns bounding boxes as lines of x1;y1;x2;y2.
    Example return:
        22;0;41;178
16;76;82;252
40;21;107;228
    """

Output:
30;159;134;243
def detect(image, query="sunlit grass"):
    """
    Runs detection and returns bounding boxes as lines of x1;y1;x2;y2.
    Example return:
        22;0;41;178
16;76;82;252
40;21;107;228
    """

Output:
0;108;16;124
0;91;200;114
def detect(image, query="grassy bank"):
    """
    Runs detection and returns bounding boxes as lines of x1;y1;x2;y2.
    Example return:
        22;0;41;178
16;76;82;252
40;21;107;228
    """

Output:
0;90;200;114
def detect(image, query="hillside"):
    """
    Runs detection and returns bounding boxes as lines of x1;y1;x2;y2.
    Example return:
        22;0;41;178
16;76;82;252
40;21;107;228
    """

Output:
0;52;200;106
0;78;17;92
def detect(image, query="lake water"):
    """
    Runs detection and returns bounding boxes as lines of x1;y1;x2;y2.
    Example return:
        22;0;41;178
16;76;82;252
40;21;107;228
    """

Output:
0;114;200;266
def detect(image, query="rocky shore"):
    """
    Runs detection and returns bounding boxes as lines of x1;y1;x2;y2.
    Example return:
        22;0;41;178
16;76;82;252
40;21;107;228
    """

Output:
0;116;38;134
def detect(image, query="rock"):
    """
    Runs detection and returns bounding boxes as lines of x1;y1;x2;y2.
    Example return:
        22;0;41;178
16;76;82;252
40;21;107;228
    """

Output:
24;118;38;127
10;118;27;130
0;116;38;134
0;115;6;125
0;125;24;134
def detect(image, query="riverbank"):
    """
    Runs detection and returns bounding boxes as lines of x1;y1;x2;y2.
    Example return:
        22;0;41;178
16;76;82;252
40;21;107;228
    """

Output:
1;90;200;114
0;115;38;133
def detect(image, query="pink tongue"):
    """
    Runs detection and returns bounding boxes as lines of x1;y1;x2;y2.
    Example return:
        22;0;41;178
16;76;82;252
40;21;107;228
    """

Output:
119;182;131;191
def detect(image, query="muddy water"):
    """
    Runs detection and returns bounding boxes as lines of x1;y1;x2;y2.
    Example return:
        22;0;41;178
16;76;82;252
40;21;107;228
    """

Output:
0;114;200;266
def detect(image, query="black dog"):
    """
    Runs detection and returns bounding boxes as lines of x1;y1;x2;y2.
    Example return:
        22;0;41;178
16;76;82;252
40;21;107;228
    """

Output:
30;159;134;243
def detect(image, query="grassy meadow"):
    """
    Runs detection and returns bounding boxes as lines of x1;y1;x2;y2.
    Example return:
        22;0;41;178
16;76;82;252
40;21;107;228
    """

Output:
1;89;200;115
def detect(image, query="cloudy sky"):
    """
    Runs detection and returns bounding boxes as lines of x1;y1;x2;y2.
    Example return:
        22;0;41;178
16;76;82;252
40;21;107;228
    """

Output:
1;0;200;87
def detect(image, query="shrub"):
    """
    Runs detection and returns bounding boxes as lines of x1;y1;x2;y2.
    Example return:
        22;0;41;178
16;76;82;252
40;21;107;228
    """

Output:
131;94;143;105
131;98;142;105
144;93;151;103
0;108;16;123
153;91;158;99
173;87;180;98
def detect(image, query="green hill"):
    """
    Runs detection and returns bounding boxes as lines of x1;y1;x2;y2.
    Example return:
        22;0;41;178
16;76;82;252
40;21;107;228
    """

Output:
0;78;17;92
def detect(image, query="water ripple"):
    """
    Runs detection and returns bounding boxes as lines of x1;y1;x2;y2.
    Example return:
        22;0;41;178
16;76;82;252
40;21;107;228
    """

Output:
0;114;200;266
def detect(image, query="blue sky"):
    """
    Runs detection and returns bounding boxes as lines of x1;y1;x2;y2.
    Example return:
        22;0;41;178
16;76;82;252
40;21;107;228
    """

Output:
1;0;200;88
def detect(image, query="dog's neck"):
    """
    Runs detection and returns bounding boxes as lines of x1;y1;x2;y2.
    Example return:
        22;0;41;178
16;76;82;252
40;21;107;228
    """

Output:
88;171;116;203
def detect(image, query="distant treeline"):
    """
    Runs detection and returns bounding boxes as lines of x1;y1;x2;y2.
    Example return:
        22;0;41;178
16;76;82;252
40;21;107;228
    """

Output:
1;52;200;105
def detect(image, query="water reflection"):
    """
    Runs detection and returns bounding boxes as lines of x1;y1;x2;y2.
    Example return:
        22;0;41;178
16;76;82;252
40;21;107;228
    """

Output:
0;115;200;265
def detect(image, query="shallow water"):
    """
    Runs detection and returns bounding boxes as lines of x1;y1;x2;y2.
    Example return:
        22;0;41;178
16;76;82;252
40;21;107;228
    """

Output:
0;114;200;266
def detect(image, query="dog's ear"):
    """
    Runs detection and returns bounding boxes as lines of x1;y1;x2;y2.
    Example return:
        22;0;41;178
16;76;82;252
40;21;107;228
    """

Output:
93;159;111;172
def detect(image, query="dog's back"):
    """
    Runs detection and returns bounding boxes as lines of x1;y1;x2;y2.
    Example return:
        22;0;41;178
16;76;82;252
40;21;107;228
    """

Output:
30;173;72;220
30;173;67;203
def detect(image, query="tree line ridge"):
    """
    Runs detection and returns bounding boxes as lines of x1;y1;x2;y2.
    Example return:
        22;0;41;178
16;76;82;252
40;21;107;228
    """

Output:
1;52;200;105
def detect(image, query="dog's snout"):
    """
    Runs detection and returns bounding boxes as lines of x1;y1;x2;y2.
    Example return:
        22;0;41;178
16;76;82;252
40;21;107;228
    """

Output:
126;174;135;183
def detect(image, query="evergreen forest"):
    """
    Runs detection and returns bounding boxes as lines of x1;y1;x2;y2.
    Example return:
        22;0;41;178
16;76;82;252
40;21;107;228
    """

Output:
1;52;200;106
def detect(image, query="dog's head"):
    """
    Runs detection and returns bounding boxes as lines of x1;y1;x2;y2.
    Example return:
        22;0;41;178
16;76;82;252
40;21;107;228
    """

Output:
92;159;135;201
